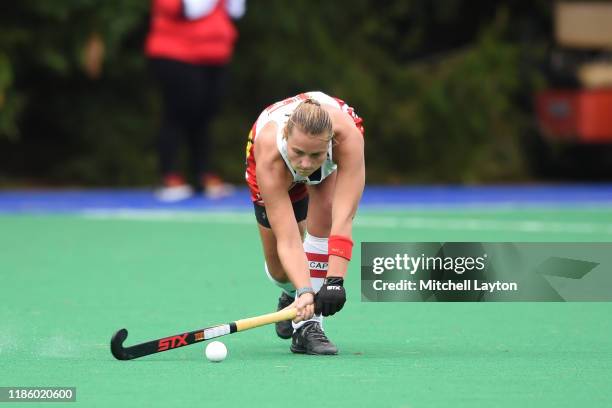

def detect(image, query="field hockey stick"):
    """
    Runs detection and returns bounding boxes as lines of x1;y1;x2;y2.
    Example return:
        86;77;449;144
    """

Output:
111;308;297;360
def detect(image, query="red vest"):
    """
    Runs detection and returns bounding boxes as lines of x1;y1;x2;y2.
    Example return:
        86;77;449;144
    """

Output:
145;0;238;65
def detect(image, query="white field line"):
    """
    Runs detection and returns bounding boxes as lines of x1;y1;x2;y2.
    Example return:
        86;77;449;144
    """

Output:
81;209;612;235
82;209;254;224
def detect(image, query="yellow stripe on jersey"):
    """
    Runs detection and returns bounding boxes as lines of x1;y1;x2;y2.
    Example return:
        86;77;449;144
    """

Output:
245;130;254;160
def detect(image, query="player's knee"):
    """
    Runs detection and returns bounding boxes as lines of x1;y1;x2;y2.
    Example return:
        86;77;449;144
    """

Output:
319;197;332;217
312;200;332;233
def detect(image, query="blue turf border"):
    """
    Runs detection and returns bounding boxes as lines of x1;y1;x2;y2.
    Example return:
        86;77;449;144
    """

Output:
1;184;612;214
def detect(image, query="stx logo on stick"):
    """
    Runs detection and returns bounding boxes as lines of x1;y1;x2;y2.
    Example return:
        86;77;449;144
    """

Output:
158;333;188;351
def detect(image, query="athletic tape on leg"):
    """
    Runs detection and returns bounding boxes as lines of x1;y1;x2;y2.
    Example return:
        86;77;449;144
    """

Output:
293;232;328;330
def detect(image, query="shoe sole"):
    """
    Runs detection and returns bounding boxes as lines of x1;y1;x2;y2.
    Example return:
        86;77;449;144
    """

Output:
290;345;338;355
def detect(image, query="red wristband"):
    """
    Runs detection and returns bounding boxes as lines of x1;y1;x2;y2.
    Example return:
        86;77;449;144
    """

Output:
328;235;354;261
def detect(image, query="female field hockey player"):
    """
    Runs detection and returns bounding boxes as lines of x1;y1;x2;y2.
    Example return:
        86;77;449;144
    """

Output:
245;91;365;355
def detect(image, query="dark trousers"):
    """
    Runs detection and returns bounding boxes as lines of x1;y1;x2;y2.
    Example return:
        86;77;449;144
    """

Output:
150;58;227;185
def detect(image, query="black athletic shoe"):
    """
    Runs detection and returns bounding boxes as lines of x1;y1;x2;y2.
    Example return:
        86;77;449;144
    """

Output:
290;321;338;355
276;292;294;339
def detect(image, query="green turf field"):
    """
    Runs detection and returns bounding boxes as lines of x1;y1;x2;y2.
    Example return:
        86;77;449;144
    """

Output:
2;208;611;407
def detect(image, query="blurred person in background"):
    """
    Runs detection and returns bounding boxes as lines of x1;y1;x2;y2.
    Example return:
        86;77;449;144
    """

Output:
146;0;245;201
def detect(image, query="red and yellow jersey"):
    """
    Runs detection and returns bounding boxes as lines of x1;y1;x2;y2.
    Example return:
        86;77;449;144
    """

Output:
245;91;364;204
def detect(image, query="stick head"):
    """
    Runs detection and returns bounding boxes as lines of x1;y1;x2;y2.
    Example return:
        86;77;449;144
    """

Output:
110;328;130;360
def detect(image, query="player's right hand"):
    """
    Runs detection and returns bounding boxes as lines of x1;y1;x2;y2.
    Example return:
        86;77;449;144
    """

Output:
293;292;315;322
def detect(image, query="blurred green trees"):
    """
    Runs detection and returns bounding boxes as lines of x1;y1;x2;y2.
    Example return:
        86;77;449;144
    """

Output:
0;0;550;185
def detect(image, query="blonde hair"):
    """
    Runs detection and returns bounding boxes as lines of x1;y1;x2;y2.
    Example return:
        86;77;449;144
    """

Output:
283;99;333;141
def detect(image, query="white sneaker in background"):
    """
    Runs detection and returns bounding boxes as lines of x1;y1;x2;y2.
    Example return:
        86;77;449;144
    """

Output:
155;173;194;202
155;184;194;202
202;173;235;199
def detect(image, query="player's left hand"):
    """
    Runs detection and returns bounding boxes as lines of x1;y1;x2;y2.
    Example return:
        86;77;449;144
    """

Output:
294;292;315;323
315;277;346;316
